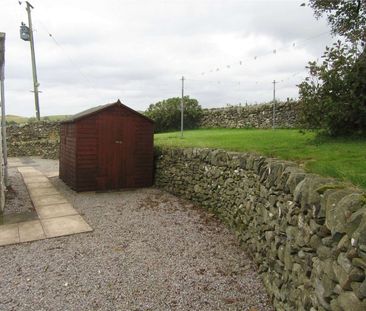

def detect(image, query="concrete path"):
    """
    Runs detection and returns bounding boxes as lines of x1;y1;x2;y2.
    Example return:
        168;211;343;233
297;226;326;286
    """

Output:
0;166;92;246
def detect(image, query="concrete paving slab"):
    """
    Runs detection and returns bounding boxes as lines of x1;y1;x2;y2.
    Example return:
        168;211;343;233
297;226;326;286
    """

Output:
0;224;20;246
22;176;50;184
25;182;54;191
45;171;59;178
20;171;44;178
28;188;60;199
36;203;78;219
17;166;38;174
18;220;46;242
17;165;35;170
22;174;45;182
41;215;92;238
1;211;38;225
32;195;68;208
2;164;93;246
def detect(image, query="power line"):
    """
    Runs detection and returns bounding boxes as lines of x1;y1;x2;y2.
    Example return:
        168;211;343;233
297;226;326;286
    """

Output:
39;26;100;94
17;0;102;97
14;0;329;107
190;30;331;79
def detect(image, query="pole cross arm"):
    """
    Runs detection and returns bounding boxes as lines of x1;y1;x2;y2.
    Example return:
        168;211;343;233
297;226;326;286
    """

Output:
26;1;34;9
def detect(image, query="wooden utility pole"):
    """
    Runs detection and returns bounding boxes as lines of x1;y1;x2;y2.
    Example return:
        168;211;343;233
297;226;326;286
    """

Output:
272;80;276;129
181;76;185;138
25;1;41;120
0;32;7;210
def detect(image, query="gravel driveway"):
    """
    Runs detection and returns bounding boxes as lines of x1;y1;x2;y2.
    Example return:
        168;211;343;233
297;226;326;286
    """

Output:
0;158;273;311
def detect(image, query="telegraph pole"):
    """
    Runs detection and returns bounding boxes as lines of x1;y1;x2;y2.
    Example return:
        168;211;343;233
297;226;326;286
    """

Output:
25;1;40;120
0;32;8;191
272;80;276;129
180;76;185;138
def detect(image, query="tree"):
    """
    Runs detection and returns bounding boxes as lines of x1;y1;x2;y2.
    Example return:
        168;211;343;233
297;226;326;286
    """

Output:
298;42;366;135
145;97;203;133
298;1;366;135
308;0;366;44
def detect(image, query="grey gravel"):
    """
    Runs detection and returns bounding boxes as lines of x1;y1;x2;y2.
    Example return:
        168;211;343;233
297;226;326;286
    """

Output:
3;167;34;215
0;158;273;311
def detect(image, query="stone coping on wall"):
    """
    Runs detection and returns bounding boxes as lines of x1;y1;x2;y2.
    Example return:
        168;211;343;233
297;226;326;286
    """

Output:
154;146;366;310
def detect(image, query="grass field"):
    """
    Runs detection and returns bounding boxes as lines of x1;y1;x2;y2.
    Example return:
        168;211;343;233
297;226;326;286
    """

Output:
155;129;366;189
5;115;29;124
6;115;70;123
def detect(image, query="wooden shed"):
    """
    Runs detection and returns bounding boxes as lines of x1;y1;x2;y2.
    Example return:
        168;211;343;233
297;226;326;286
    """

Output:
59;100;154;192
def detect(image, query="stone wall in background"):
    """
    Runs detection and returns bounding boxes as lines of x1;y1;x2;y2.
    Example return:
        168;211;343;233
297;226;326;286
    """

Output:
154;147;366;310
7;122;61;159
200;101;301;129
4;101;301;161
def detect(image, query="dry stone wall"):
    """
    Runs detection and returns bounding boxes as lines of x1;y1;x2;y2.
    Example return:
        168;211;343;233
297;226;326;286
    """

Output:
4;101;301;161
200;101;300;129
154;147;366;310
7;122;60;159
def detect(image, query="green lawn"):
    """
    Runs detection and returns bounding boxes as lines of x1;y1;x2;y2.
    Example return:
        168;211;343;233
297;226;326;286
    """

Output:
154;129;366;190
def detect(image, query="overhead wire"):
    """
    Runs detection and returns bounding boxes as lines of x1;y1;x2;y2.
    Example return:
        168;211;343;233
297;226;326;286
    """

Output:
187;30;332;89
15;0;332;105
16;0;102;98
185;28;331;102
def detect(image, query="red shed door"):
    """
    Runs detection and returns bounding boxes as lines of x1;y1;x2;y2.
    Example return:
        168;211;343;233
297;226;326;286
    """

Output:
96;116;134;190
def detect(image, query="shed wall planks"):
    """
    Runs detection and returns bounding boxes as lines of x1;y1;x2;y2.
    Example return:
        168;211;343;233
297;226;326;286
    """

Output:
59;101;154;192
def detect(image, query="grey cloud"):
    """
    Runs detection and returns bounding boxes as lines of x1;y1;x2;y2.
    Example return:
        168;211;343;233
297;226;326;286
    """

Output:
2;0;336;116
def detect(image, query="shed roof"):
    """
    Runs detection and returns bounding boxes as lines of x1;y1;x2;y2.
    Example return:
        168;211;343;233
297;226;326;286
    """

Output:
61;100;154;124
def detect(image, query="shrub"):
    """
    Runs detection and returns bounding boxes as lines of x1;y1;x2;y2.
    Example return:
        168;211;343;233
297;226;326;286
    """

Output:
298;42;366;136
145;97;203;133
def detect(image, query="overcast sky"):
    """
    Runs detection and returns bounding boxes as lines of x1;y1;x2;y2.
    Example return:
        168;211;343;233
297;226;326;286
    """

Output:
1;0;335;117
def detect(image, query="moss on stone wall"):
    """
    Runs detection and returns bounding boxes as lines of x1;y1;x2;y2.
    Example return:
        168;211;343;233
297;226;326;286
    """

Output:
154;147;366;310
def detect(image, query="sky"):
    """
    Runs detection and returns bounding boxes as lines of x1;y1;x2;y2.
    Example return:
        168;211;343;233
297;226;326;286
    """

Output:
1;0;335;117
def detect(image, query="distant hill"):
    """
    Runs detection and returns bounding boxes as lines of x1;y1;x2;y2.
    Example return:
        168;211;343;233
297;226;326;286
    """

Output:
6;114;70;124
41;115;70;122
6;115;29;124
